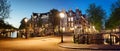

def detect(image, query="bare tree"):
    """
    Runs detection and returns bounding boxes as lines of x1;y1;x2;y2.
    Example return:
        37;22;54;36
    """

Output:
0;0;10;20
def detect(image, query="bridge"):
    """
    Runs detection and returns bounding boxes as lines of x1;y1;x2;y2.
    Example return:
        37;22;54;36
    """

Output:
73;30;120;45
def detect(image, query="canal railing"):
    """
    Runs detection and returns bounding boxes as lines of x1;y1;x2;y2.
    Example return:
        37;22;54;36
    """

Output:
73;31;120;45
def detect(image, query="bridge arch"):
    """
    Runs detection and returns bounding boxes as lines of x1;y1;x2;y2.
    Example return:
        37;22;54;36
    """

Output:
103;33;119;45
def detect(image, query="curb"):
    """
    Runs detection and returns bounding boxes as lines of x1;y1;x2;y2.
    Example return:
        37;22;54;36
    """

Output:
58;43;120;50
58;43;98;50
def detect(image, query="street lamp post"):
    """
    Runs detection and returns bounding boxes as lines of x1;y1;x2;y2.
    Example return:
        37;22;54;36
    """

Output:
59;12;65;43
24;18;28;39
33;16;37;37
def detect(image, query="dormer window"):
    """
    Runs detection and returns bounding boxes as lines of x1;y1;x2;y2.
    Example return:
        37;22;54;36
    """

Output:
33;16;37;19
70;12;72;16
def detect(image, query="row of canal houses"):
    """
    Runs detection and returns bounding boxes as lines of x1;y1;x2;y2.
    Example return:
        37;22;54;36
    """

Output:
18;9;120;45
20;9;95;36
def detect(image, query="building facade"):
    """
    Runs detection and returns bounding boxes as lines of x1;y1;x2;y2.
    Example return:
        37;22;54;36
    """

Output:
28;12;52;36
26;9;91;36
59;9;90;33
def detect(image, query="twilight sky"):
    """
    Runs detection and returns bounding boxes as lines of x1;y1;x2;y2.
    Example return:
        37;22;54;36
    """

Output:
6;0;117;28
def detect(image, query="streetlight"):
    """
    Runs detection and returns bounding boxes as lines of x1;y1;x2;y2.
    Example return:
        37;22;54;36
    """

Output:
92;26;95;33
59;12;65;43
24;18;28;39
33;16;37;37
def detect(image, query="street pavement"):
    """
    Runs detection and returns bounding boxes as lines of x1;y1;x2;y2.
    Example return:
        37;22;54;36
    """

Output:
0;36;120;51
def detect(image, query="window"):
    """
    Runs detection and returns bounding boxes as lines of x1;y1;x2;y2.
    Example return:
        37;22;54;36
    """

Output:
68;18;71;21
71;17;73;21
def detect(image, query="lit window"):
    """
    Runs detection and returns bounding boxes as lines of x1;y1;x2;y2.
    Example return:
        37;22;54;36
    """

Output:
68;18;71;21
34;16;37;19
71;17;73;21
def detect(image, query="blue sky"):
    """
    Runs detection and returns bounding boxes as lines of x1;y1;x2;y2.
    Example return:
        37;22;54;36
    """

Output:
6;0;117;28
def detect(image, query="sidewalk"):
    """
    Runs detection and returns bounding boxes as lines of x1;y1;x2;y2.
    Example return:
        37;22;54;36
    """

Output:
59;42;120;50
